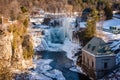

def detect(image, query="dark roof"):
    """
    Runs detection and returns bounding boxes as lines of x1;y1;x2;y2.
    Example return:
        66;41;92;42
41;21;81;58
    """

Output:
82;37;114;56
82;8;92;14
81;8;92;22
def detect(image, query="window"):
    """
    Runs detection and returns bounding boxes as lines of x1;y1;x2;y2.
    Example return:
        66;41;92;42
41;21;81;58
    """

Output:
87;58;89;67
83;55;85;62
92;46;96;51
92;61;94;67
104;62;108;68
87;44;91;49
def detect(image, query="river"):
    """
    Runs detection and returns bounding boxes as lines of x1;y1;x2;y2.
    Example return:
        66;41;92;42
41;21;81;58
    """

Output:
35;51;91;80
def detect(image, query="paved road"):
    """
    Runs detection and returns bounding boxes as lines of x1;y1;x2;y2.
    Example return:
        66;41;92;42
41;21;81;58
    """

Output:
36;51;91;80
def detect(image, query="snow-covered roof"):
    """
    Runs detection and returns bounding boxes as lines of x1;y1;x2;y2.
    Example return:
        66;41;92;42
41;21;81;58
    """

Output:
83;37;115;56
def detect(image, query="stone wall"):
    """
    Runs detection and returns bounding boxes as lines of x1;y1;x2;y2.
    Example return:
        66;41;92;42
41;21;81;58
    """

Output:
82;49;116;79
82;50;96;79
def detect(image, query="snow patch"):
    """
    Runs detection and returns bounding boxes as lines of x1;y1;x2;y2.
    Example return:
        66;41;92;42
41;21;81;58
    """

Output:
61;39;81;60
29;71;52;80
70;66;83;73
44;69;66;80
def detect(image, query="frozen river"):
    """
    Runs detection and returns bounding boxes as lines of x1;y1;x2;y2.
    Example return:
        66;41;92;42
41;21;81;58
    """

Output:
35;51;91;80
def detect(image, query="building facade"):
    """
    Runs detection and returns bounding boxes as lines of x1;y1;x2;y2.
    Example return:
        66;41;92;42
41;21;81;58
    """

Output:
82;37;116;79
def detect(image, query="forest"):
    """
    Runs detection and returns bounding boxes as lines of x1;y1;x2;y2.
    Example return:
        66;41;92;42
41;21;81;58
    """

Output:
0;0;120;18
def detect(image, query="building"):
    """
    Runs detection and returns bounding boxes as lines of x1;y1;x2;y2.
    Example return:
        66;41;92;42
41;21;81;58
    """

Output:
81;8;92;22
81;37;116;79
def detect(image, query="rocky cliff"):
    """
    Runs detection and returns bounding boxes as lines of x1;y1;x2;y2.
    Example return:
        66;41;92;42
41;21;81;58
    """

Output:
0;30;13;62
0;25;34;70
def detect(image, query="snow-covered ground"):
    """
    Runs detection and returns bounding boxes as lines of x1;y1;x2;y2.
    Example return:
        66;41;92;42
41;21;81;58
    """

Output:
79;18;120;30
30;18;44;24
113;14;120;19
100;18;120;30
61;39;81;60
100;31;120;42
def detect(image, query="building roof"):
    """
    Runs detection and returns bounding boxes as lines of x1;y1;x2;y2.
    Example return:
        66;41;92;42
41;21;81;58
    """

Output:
82;8;92;14
82;37;115;56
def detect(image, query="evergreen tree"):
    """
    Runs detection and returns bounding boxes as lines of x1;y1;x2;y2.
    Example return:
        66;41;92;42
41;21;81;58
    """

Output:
22;35;34;60
104;2;113;20
85;8;99;38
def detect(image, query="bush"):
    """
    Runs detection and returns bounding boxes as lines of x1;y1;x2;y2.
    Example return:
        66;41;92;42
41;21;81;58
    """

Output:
22;35;34;60
21;6;28;13
23;18;29;28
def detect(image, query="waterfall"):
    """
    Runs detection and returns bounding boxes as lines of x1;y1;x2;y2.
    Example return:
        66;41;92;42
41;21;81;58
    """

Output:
50;27;65;44
41;38;49;50
35;17;75;51
62;17;73;41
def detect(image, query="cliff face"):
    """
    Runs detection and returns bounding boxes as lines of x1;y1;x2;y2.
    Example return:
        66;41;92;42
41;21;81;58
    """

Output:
0;29;34;69
0;30;13;61
0;16;34;70
0;29;23;67
12;43;24;69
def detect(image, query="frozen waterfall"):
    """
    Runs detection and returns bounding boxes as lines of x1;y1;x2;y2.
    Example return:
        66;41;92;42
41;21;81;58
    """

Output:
35;38;49;51
62;17;73;41
50;27;65;44
35;17;75;51
41;38;49;50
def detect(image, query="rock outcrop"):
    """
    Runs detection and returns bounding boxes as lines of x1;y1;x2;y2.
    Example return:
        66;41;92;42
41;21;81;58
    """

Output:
0;30;13;62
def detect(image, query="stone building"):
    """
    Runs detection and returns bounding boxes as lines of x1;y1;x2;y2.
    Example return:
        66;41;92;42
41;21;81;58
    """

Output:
81;37;116;79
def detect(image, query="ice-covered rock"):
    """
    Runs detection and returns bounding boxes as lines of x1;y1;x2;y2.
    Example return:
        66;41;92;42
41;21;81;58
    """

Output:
70;66;83;73
44;69;66;80
29;71;52;80
34;59;53;73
